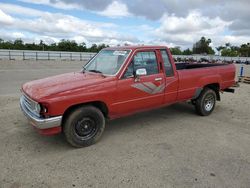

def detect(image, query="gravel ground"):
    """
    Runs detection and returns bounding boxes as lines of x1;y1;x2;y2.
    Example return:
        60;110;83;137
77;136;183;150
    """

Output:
0;60;250;188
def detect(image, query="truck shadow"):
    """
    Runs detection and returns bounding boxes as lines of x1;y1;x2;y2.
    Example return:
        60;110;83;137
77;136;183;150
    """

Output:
104;102;195;134
19;102;195;150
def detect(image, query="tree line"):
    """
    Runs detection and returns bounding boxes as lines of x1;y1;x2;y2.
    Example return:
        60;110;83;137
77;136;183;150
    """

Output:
0;37;249;57
0;38;109;52
170;37;250;57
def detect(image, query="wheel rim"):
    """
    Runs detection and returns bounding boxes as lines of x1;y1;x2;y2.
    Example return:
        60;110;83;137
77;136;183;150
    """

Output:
74;117;97;140
204;94;215;111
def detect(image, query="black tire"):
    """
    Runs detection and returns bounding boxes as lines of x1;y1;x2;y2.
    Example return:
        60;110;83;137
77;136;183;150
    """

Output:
63;105;105;147
195;88;216;116
191;99;196;105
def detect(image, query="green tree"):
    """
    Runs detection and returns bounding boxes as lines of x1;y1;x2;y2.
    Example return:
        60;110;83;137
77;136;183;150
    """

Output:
97;43;108;51
48;43;57;51
78;42;87;52
57;40;78;51
13;39;24;50
0;38;110;52
89;44;98;52
218;43;241;57
170;46;182;55
225;43;231;48
183;48;192;55
193;37;215;54
39;40;47;51
239;43;250;57
216;46;225;55
1;41;13;49
25;42;40;50
221;48;239;57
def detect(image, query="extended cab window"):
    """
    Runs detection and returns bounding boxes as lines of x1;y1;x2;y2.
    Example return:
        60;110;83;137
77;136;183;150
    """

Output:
124;51;159;78
160;50;174;77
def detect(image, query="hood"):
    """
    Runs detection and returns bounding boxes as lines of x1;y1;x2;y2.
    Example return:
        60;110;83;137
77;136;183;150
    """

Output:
22;72;109;101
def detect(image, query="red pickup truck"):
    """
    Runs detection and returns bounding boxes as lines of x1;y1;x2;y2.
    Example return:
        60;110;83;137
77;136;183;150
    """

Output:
20;46;235;147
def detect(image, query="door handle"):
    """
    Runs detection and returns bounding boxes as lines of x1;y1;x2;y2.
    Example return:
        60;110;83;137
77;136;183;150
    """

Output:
155;78;162;81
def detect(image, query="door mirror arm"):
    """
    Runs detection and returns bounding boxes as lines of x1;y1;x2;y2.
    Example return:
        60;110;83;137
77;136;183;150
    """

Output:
134;68;147;82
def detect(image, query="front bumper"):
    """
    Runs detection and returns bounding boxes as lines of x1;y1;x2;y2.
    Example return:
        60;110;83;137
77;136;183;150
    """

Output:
20;96;62;129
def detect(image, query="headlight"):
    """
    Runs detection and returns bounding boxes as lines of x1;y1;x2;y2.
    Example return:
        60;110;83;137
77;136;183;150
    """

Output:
34;103;41;114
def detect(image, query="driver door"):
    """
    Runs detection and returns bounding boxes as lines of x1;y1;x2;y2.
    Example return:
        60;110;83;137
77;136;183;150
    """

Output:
113;50;165;116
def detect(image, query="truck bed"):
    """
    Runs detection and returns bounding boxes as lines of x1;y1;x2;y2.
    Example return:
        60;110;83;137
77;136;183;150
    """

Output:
175;62;229;70
175;62;235;101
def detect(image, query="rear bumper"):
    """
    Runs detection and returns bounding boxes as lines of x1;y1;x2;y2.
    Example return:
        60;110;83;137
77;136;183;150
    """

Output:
20;96;62;130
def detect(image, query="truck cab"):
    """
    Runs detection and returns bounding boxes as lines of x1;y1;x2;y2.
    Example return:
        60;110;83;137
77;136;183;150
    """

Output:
111;46;179;117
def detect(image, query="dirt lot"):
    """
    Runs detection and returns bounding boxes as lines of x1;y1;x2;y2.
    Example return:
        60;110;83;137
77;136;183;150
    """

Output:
0;61;250;188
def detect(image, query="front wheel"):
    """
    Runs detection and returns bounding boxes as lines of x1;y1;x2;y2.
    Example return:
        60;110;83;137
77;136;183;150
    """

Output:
195;88;216;116
63;106;105;147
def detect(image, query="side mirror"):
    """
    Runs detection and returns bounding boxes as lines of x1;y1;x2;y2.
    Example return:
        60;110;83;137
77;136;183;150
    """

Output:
136;68;147;76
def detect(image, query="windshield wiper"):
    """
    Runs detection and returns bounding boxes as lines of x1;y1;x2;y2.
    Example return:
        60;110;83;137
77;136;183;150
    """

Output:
89;69;103;74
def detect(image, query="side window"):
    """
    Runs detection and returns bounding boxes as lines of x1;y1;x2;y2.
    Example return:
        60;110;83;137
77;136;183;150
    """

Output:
160;50;174;77
123;61;134;78
134;51;159;75
123;51;159;78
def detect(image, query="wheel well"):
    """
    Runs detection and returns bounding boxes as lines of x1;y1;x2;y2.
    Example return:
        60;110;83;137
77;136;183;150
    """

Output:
61;101;109;128
204;83;220;101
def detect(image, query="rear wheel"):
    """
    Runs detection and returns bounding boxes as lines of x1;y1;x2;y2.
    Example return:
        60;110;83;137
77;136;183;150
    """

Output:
63;106;105;147
195;88;216;116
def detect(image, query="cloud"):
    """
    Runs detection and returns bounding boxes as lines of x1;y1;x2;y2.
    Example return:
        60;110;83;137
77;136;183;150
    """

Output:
0;3;138;46
153;11;231;48
3;0;250;48
126;0;166;20
0;9;14;25
0;2;44;17
20;0;130;18
29;0;250;39
51;0;112;11
98;1;130;18
157;11;229;34
19;0;82;10
19;0;112;11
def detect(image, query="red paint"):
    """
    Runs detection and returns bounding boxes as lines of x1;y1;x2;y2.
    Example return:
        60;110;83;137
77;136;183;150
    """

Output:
36;126;62;135
22;46;236;134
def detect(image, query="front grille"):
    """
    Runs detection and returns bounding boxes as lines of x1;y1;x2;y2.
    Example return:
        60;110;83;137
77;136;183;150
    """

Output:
23;95;33;110
22;94;38;116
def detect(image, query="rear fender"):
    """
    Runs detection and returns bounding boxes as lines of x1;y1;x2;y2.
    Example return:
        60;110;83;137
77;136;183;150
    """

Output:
195;75;221;101
198;75;222;89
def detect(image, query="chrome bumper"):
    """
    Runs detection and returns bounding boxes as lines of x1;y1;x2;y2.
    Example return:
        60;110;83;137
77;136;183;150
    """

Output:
20;96;62;129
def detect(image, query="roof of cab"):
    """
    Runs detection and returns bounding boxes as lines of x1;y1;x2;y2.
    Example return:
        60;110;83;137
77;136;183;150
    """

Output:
105;45;168;51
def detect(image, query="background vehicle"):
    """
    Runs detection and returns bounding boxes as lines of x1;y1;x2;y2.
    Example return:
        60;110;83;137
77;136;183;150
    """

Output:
20;46;236;147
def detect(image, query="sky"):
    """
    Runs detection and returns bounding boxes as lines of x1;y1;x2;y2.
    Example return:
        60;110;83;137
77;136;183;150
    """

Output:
0;0;249;49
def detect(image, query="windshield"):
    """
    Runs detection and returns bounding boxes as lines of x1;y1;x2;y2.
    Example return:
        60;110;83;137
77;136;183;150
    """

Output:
84;50;130;75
